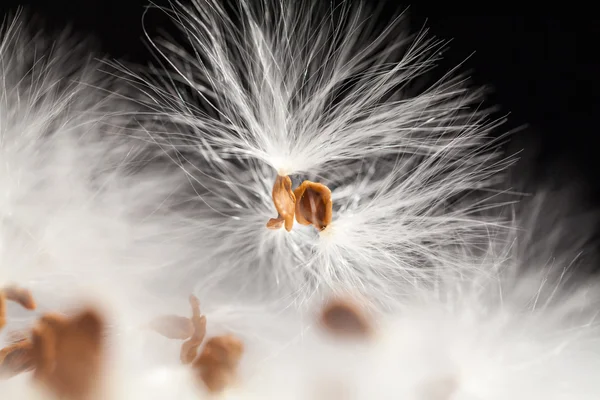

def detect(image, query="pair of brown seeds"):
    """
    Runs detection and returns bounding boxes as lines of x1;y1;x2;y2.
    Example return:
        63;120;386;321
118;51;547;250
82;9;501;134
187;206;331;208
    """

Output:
147;294;244;393
267;175;333;232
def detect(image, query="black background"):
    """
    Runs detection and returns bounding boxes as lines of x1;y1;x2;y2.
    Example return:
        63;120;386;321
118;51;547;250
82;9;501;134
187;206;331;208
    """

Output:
2;1;598;195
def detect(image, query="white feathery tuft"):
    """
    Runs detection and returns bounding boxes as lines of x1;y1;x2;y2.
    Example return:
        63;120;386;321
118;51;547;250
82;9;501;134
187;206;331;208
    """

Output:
0;11;201;337
2;3;599;400
122;0;513;307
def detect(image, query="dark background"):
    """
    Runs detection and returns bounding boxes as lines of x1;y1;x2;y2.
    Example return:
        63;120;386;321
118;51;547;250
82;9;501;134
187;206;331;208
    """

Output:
1;1;598;192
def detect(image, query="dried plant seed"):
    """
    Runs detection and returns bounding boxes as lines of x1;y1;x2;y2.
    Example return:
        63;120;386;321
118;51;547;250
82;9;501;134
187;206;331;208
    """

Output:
193;334;244;393
267;175;296;231
294;181;333;231
320;298;372;338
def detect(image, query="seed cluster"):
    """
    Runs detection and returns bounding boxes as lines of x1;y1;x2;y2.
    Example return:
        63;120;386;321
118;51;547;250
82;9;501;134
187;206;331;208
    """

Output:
2;285;375;397
1;285;105;399
267;174;333;232
319;298;373;339
1;289;245;396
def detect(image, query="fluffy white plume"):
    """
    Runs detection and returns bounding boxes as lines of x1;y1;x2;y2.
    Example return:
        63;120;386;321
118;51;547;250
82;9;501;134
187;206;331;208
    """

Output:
120;0;513;308
4;183;599;400
0;11;203;339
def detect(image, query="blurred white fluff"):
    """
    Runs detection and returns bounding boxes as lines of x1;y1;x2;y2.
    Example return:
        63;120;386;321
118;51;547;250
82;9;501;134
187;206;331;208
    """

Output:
0;12;200;334
122;0;513;307
4;185;599;400
118;187;600;400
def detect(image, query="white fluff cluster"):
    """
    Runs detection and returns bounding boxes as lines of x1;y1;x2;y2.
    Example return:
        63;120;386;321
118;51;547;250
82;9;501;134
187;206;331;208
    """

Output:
1;2;598;400
123;0;512;307
0;12;199;336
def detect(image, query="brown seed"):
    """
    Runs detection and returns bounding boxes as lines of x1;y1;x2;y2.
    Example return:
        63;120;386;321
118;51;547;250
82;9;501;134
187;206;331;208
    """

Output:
193;334;244;393
0;339;35;379
267;175;296;232
320;298;372;338
31;309;105;400
180;295;207;364
294;181;333;231
147;315;194;340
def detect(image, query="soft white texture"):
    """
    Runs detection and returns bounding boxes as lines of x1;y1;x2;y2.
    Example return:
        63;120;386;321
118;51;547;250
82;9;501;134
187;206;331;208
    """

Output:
6;191;599;400
0;11;199;340
120;0;513;308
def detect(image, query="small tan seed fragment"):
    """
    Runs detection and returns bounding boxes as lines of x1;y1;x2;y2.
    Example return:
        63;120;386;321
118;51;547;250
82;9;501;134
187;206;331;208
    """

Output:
267;174;296;232
193;334;244;393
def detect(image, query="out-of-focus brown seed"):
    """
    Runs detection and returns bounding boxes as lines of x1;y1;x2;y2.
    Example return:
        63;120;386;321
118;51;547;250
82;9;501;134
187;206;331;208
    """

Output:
31;309;105;400
294;181;332;231
180;295;207;364
267;175;296;232
3;286;37;310
147;315;194;340
193;334;244;393
320;298;372;338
